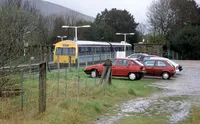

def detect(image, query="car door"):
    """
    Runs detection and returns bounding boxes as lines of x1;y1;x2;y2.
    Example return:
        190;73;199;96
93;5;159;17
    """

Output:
112;59;117;76
154;60;166;76
114;59;130;76
143;60;156;76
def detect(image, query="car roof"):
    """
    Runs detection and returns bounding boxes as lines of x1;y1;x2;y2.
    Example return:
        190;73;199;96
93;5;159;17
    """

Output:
113;58;135;60
129;53;149;56
149;57;167;60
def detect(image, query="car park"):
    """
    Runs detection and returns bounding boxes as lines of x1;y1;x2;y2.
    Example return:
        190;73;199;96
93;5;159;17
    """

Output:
84;58;146;80
143;59;176;79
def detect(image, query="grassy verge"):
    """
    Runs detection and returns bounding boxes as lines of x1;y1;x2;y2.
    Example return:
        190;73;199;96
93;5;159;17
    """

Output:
118;116;166;124
182;106;200;124
0;69;160;124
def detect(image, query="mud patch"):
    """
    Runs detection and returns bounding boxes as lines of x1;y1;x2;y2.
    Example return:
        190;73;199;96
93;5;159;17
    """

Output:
96;97;192;124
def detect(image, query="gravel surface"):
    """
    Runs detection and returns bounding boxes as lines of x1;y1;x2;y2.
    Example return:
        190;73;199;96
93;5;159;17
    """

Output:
96;60;200;124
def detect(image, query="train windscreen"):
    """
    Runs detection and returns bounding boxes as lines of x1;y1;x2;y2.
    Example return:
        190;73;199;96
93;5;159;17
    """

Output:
56;47;76;56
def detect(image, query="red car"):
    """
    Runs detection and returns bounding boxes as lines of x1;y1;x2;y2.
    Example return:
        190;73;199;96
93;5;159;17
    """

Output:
84;58;146;80
143;59;176;80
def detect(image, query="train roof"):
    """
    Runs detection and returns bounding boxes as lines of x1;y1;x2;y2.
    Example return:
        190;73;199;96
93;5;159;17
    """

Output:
60;40;131;46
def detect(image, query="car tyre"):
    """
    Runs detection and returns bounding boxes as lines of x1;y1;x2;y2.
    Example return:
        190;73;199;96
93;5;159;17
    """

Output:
136;74;143;80
129;73;136;80
162;72;170;80
91;70;97;78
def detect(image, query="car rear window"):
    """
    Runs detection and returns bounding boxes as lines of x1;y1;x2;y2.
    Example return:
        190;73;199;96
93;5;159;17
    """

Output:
144;60;155;66
155;61;166;67
167;60;175;68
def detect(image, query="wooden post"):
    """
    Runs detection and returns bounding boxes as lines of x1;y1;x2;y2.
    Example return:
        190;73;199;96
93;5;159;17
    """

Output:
85;52;88;68
39;62;46;113
20;70;24;111
57;55;60;96
99;59;112;85
69;56;71;71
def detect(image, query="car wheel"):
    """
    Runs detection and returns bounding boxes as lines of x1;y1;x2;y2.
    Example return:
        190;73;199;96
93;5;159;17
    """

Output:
129;73;136;80
136;75;143;80
91;70;97;78
162;72;170;80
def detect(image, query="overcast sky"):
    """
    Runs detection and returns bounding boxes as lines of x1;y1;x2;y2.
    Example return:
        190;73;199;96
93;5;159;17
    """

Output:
43;0;200;23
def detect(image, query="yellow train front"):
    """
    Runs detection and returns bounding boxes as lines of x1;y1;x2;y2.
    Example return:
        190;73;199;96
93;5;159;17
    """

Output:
53;41;78;64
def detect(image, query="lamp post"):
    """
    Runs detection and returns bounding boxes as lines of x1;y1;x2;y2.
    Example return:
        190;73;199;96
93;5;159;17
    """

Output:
62;25;90;41
116;33;134;56
57;36;67;41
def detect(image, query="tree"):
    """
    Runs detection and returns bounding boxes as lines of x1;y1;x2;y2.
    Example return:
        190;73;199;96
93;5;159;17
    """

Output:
137;23;148;36
172;25;200;59
147;0;199;35
91;8;138;46
0;0;52;69
147;34;167;44
170;0;199;30
147;0;172;35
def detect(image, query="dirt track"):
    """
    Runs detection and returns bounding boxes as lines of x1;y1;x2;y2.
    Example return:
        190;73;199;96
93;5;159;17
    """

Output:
96;60;200;124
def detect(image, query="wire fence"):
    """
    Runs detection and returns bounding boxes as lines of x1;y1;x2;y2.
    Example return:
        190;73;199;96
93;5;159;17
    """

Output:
0;50;133;122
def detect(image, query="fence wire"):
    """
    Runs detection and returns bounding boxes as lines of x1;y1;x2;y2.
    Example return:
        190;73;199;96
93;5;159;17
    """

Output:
0;50;129;122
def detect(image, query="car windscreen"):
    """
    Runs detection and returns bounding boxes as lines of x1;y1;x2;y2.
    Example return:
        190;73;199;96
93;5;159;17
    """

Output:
134;60;144;66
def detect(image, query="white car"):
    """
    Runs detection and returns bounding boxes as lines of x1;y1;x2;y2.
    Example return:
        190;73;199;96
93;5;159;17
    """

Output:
149;57;180;74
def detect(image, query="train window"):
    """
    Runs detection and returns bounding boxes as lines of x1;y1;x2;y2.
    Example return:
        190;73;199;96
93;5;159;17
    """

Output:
63;48;68;55
56;48;62;55
69;48;76;56
56;48;76;56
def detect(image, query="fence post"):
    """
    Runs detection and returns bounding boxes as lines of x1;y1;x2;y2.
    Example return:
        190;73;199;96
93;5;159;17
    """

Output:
85;52;88;68
57;55;60;97
77;56;80;95
69;56;71;71
85;78;87;95
65;66;67;98
29;57;32;78
92;51;94;65
20;69;24;111
39;62;46;113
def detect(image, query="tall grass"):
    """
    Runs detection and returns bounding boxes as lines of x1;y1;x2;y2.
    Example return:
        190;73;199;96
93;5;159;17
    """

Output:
183;105;200;124
0;69;159;124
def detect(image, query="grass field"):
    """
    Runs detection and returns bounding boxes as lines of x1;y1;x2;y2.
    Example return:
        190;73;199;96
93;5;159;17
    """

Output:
0;69;159;124
182;106;200;124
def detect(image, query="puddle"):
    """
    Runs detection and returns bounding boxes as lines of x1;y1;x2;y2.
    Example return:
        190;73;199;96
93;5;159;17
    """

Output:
96;98;192;124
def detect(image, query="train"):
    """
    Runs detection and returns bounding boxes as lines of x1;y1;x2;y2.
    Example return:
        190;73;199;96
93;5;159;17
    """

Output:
53;40;132;64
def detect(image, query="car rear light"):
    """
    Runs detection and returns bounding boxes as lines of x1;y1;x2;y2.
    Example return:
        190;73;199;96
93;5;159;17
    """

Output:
141;67;146;71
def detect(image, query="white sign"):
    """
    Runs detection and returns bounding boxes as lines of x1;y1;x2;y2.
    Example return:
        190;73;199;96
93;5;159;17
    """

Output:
116;51;125;58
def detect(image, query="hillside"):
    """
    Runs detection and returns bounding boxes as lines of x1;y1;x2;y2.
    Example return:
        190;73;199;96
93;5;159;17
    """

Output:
0;0;94;22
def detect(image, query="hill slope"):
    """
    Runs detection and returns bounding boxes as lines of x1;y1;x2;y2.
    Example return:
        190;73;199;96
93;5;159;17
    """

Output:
0;0;94;21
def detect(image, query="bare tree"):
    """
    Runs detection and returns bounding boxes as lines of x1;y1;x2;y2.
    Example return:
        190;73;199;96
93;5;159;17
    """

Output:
170;0;199;29
147;0;199;35
147;0;173;35
137;22;148;36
